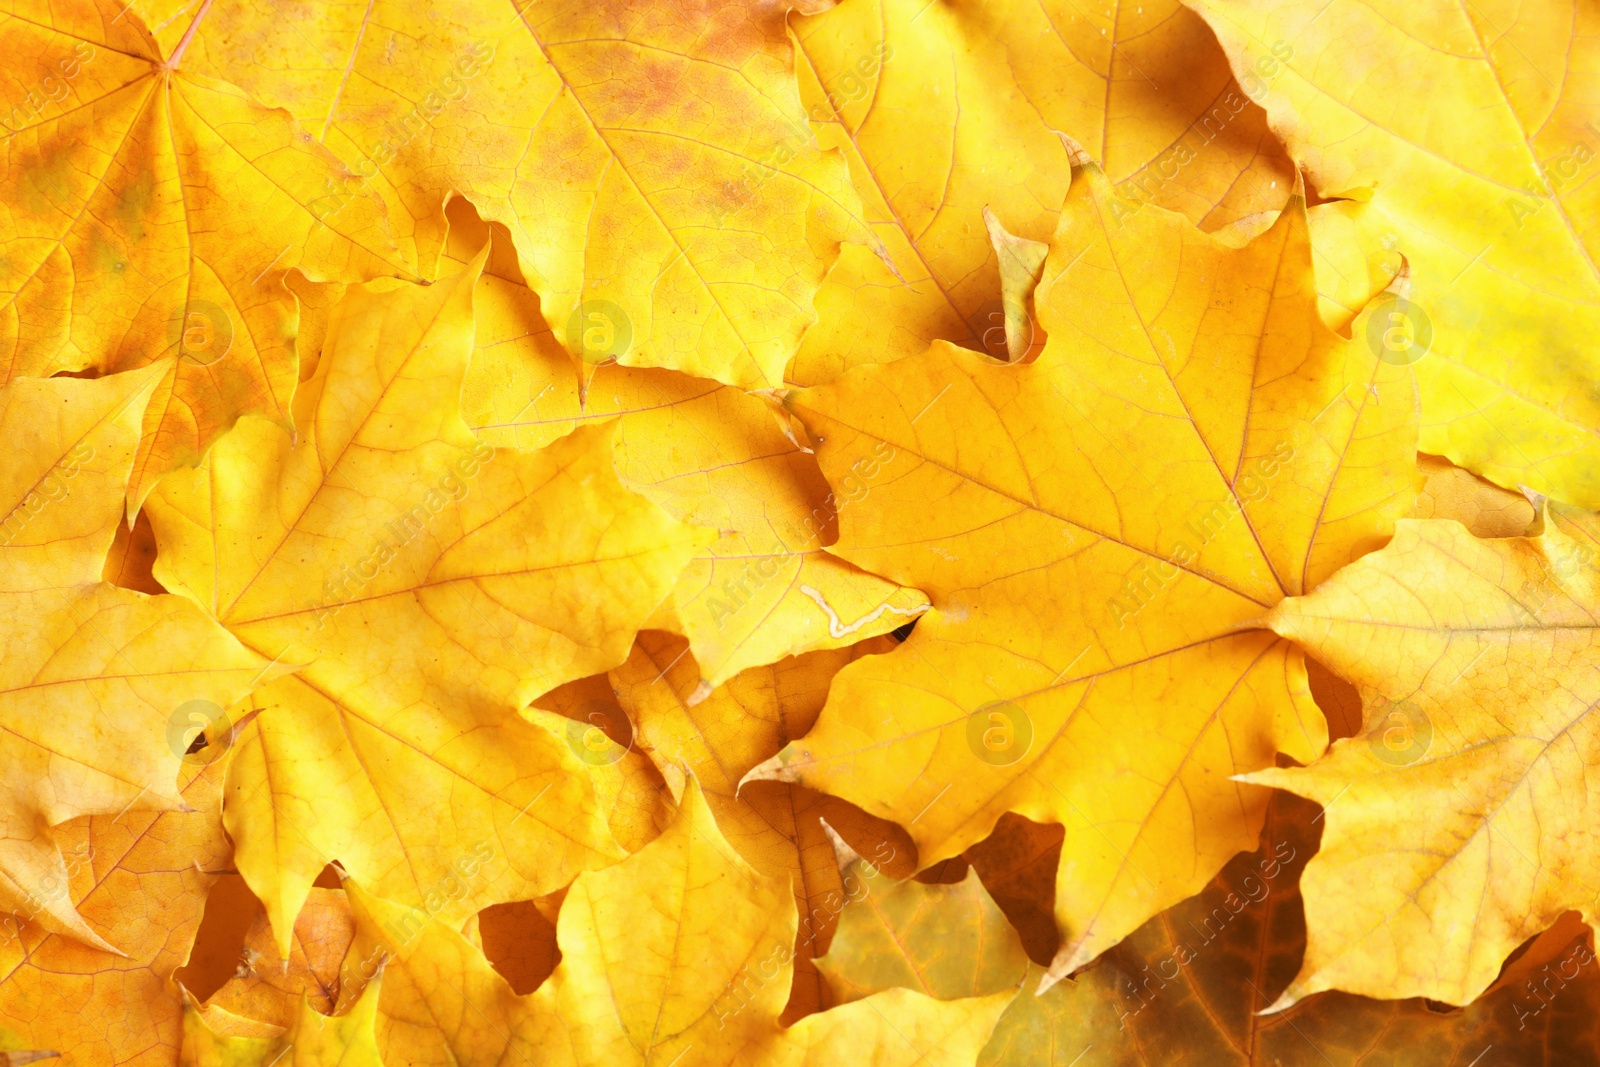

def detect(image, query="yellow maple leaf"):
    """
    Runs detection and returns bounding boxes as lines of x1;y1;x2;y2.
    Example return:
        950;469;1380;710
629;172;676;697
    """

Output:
747;157;1420;987
180;979;382;1067
0;762;233;1067
814;859;1029;1005
144;0;867;389
454;208;926;690
145;250;709;953
962;815;1064;966
825;791;1600;1066
0;0;413;510
1191;0;1600;507
339;780;1011;1067
610;631;914;1019
0;368;275;950
1252;509;1600;1006
786;0;1295;383
197;887;355;1032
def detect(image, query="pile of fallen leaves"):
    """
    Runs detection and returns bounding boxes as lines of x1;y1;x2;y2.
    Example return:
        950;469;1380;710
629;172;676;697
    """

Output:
6;0;1600;1063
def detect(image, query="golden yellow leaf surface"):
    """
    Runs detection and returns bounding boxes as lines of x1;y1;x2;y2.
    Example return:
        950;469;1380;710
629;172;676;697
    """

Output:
181;979;382;1067
0;0;412;509
1254;513;1600;1006
809;789;1600;1065
145;0;866;389
456;207;926;689
785;0;1294;383
342;781;1011;1067
0;368;274;949
0;762;232;1067
199;888;356;1031
815;862;1029;1005
1192;0;1600;508
963;815;1064;966
980;795;1600;1066
748;158;1420;986
610;630;911;1019
145;251;707;953
1411;453;1538;539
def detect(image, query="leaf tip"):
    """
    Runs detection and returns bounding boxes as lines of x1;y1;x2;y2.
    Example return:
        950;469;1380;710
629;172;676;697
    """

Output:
739;747;806;790
1050;129;1096;170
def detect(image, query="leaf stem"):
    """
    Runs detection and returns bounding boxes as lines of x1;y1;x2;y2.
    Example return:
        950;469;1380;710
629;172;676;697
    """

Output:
164;0;215;71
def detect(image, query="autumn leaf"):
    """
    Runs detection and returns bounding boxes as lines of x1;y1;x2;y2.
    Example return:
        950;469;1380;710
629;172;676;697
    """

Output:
748;155;1419;987
145;249;708;951
472;893;562;996
962;815;1065;966
814;860;1029;1005
1190;0;1600;508
1249;510;1600;1006
810;788;1600;1064
786;0;1294;383
0;762;234;1067
340;780;1011;1067
180;978;382;1067
1411;453;1537;539
143;0;867;389
609;630;915;1018
0;368;276;949
1002;795;1600;1066
0;0;413;510
197;887;356;1031
456;207;926;689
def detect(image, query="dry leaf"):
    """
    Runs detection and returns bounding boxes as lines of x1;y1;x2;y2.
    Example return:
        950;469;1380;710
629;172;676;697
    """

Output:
787;0;1295;383
610;630;912;1018
1192;0;1600;507
145;250;707;951
979;795;1600;1066
0;369;275;948
748;157;1419;987
1254;513;1600;1006
0;763;232;1067
339;780;1011;1067
0;0;411;509
180;978;382;1066
963;815;1064;966
145;0;867;389
455;207;926;688
815;862;1029;1004
813;790;1600;1065
200;888;356;1030
1411;453;1537;539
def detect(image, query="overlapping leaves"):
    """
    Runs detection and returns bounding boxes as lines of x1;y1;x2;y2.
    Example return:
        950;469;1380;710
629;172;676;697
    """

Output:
5;0;1600;1064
